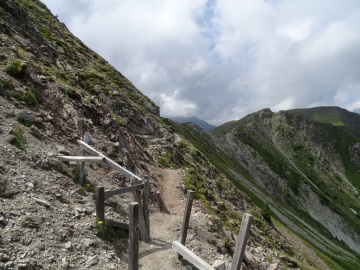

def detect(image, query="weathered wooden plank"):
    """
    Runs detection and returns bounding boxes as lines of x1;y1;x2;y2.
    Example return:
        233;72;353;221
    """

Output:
79;132;90;185
58;156;104;162
96;187;105;222
142;178;150;241
129;202;139;270
172;241;214;270
77;140;142;183
230;213;253;270
133;188;149;242
106;218;129;230
104;184;144;199
180;190;194;245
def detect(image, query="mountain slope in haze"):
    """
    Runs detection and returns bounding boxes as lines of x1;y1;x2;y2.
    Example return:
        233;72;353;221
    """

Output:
211;107;360;266
0;1;331;269
170;116;217;131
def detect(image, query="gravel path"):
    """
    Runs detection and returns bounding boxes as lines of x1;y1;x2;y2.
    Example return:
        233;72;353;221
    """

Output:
138;168;185;269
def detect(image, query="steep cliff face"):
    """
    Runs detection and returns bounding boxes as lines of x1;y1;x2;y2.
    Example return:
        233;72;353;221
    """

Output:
212;107;360;254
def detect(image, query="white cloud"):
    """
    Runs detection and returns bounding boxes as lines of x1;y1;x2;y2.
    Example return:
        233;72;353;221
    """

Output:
41;0;360;125
275;18;314;42
159;90;197;117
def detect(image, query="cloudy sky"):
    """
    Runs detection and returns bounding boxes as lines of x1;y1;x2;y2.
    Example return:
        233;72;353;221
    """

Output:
40;0;360;125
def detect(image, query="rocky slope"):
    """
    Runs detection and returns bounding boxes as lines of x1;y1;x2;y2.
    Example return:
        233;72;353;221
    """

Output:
211;107;360;267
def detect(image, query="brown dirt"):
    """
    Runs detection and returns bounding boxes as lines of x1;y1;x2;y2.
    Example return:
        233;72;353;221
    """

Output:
138;168;186;269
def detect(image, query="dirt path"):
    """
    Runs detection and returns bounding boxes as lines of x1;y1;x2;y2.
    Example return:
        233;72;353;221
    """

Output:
138;168;185;269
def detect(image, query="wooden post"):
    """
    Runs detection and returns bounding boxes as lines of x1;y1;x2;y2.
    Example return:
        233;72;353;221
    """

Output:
230;213;253;270
142;178;150;241
129;202;139;270
79;132;90;185
179;190;194;259
96;187;105;222
133;188;148;242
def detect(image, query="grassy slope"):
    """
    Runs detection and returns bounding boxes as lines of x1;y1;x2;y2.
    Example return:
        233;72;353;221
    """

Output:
210;109;360;269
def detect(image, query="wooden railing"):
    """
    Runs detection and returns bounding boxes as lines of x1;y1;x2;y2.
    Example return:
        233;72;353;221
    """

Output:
173;190;253;270
58;132;150;269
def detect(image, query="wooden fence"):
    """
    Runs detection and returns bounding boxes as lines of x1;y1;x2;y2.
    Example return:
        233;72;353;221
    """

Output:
173;190;253;270
95;180;150;241
58;132;150;269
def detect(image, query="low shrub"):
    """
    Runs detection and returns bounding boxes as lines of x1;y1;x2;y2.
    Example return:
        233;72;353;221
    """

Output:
10;126;26;150
261;203;272;223
5;59;26;78
23;90;37;105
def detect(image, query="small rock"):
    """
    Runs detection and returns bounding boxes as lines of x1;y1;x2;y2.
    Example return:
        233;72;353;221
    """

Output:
212;259;226;270
64;241;72;249
1;254;10;262
57;146;70;156
32;197;51;208
17;259;30;269
82;238;94;247
4;261;14;268
17;111;38;124
38;244;45;251
22;215;42;228
86;255;99;266
269;262;279;270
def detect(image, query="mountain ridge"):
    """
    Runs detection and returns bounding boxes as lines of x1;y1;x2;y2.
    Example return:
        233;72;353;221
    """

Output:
211;107;360;258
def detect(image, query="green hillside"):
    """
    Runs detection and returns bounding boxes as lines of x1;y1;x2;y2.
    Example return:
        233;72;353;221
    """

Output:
209;108;360;269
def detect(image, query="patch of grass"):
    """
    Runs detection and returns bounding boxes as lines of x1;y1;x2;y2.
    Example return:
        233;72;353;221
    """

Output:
261;203;272;223
4;59;27;78
78;68;105;92
0;77;15;98
157;173;164;181
71;167;80;182
10;126;26;150
158;152;175;168
95;220;125;243
29;125;42;139
38;25;64;46
112;113;127;127
83;182;96;193
23;90;37;105
183;167;212;209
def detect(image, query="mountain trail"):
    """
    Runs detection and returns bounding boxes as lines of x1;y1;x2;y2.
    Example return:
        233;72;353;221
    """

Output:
138;168;185;269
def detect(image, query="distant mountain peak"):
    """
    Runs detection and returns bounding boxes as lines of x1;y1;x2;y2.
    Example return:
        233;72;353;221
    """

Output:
169;116;217;132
